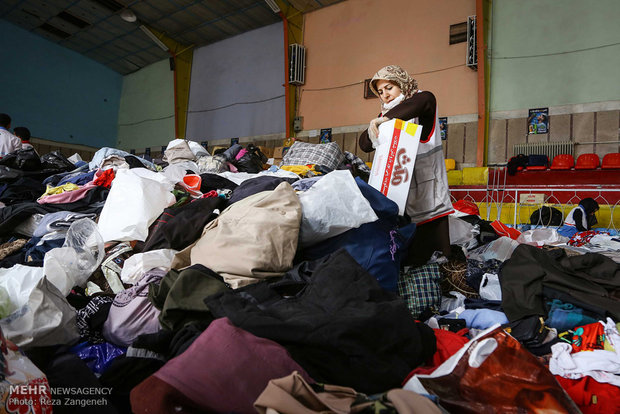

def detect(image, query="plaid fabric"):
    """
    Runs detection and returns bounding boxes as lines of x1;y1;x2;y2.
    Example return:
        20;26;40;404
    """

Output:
398;263;442;319
343;151;371;173
281;141;344;171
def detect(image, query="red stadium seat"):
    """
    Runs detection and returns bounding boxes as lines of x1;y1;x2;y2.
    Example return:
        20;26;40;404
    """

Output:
602;153;620;169
550;154;575;170
575;153;600;170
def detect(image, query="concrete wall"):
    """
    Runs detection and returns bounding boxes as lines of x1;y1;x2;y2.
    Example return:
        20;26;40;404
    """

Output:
485;0;620;164
0;20;121;149
489;0;620;112
299;0;478;132
487;109;620;164
116;59;175;151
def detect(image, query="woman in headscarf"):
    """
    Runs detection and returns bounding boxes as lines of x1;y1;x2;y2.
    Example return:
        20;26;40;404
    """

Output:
359;65;453;267
557;197;599;238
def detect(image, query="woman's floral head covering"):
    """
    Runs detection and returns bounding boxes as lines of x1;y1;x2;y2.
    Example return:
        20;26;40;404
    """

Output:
369;65;418;99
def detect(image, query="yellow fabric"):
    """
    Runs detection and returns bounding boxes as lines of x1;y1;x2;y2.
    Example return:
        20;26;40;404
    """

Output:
280;164;320;177
447;170;463;186
462;167;488;185
476;202;620;229
40;183;80;199
444;159;456;171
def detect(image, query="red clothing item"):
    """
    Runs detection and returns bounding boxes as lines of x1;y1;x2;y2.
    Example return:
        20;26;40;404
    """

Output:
453;199;480;216
571;322;606;353
490;220;521;240
93;168;115;188
403;328;470;381
555;375;620;414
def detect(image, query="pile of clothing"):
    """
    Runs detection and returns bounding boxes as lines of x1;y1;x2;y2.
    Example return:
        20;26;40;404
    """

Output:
0;139;617;413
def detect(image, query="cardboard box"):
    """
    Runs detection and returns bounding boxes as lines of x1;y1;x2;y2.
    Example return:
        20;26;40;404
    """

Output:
368;119;421;215
258;146;274;158
273;146;287;159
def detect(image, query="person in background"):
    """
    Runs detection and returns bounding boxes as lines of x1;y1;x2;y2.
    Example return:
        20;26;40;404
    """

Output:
359;65;453;267
558;198;599;238
0;113;23;157
13;126;34;150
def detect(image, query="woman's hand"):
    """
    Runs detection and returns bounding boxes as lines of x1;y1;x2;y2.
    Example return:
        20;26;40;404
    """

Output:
368;116;390;148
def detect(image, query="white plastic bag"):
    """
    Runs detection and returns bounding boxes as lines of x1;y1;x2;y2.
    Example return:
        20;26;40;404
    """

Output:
297;170;378;247
0;265;79;348
166;138;209;157
516;228;569;246
43;218;104;296
120;249;177;285
440;291;467;313
479;273;502;301
97;168;177;242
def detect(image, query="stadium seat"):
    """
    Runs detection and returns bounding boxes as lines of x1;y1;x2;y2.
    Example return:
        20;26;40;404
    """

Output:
445;158;456;171
550;154;575;170
575;153;600;170
526;154;549;170
602;153;620;169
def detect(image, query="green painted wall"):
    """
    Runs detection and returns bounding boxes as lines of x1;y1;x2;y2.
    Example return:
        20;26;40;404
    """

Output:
490;0;620;112
117;59;175;151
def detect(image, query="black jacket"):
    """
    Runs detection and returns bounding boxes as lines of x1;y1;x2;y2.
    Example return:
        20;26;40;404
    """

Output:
205;249;436;394
500;244;620;322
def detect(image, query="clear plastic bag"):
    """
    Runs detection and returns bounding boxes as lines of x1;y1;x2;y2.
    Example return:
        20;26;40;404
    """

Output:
449;215;480;251
466;236;520;262
43;218;104;296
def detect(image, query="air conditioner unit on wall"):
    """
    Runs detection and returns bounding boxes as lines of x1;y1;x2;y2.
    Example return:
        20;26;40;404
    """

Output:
466;15;477;70
289;44;306;85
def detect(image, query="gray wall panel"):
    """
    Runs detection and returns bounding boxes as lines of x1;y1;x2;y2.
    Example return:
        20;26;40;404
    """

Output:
186;22;285;141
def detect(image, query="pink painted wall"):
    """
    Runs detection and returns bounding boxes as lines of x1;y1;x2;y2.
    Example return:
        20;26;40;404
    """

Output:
299;0;478;130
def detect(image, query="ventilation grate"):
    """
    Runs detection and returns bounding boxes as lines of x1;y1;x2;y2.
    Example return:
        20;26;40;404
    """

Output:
514;141;574;160
449;22;467;45
466;15;477;70
289;44;305;85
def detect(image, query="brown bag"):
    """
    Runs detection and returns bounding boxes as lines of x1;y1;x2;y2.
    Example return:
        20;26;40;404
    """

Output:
410;327;581;414
254;371;441;414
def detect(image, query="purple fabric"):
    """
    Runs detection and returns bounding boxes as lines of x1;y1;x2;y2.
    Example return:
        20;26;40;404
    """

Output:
152;317;313;414
102;269;165;346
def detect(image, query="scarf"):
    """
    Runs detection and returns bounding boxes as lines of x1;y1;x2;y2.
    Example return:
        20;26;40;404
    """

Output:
369;65;418;114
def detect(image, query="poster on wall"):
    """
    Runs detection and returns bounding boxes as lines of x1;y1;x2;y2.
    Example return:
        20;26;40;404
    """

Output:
438;117;448;140
528;108;549;134
320;128;332;143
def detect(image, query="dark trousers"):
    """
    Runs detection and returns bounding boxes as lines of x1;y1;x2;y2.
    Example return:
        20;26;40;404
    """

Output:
403;215;451;267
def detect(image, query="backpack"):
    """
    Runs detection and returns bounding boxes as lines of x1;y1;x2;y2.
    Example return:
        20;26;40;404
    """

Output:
529;206;563;226
234;144;267;173
507;154;528;175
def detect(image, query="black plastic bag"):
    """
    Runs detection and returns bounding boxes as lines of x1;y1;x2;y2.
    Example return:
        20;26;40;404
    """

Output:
235;144;267;173
40;151;76;172
0;147;41;171
506;154;528;175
